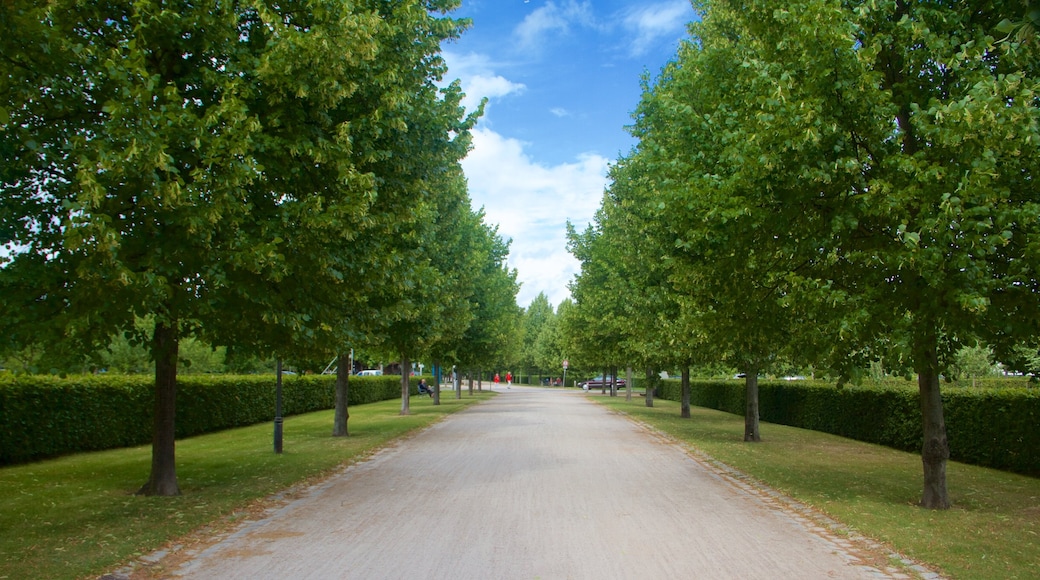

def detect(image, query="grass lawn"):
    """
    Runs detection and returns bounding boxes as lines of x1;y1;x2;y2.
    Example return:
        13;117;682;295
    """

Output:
0;392;493;580
595;395;1040;580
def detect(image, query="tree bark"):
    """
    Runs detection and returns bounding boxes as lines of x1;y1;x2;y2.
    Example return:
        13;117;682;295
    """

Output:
744;368;761;442
610;365;618;397
137;320;181;496
400;355;411;415
332;352;350;437
681;365;691;419
432;360;441;405
644;367;655;408
917;344;951;509
625;366;633;402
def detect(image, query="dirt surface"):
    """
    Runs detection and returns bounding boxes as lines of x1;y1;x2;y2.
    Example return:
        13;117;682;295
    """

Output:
137;386;924;579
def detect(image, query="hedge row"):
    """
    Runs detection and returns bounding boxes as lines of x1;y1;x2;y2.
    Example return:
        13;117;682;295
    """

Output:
654;379;1040;476
0;373;424;465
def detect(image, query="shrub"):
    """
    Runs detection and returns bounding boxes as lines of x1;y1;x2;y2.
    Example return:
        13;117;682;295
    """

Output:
0;373;427;465
655;378;1040;476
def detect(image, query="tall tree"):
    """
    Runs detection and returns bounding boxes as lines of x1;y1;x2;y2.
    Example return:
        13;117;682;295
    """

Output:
452;220;521;391
520;292;555;378
0;0;475;494
548;299;577;381
629;0;1040;507
566;214;637;394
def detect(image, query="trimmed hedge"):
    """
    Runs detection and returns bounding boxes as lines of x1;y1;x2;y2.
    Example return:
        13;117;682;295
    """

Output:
0;373;425;465
656;379;1040;476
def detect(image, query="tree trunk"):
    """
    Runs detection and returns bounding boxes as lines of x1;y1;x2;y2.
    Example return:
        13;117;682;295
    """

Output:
137;320;181;496
468;371;474;395
625;366;633;402
644;367;655;407
681;365;691;419
601;367;608;394
610;365;618;397
744;368;761;442
332;352;350;437
400;355;411;415
432;360;441;405
917;345;951;509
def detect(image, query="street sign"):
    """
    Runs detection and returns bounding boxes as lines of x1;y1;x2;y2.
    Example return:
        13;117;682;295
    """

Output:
562;359;569;369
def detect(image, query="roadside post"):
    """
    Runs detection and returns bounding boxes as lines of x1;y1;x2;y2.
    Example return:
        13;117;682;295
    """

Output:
274;358;284;454
562;359;569;388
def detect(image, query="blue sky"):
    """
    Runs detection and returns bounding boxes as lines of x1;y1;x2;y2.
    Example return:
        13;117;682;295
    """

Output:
443;0;697;309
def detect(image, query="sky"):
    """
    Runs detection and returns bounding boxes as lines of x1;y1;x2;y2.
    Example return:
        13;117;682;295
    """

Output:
442;0;697;309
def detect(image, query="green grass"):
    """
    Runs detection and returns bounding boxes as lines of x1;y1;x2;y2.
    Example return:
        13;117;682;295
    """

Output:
596;396;1040;580
0;392;494;580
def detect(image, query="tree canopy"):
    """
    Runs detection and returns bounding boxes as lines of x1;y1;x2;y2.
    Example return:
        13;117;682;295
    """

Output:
0;0;503;494
566;0;1040;509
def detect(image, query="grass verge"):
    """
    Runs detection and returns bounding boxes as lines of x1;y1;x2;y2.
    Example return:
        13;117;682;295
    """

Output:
0;392;494;580
595;396;1039;580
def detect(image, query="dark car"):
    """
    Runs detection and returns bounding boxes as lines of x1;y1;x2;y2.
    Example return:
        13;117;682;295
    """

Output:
580;375;626;390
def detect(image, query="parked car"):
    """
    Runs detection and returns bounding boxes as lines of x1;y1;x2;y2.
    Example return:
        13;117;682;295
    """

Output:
357;369;383;376
579;375;626;390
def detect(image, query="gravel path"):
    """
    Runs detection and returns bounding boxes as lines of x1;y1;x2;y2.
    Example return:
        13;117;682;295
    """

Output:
157;386;910;579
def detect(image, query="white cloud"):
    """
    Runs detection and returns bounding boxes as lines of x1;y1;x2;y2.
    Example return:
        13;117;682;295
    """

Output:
442;51;526;113
622;1;692;56
515;1;598;51
549;107;570;117
462;127;609;308
443;47;610;308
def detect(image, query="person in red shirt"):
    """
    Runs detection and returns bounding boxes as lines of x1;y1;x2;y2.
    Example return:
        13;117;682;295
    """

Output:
506;371;512;388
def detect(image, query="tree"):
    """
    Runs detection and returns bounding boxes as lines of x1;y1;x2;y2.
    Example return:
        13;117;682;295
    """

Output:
595;149;730;411
1;0;475;494
520;293;555;379
369;160;484;415
596;152;690;406
566;214;639;397
451;219;521;392
951;344;998;386
548;299;577;382
628;0;1040;508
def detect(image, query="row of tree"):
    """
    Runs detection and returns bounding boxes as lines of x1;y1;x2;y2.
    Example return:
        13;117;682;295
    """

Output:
565;0;1040;510
0;0;520;496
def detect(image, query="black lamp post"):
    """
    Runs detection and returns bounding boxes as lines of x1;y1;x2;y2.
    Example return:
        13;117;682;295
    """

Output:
274;358;284;454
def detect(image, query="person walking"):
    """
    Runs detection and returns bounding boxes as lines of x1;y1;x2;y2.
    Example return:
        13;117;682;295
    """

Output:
493;373;500;390
506;371;512;389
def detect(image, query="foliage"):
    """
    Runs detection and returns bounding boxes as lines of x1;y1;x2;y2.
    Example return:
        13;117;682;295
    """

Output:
599;397;1040;580
652;378;1040;475
426;208;520;374
0;373;425;465
0;0;492;492
519;292;555;374
0;393;491;580
586;0;1040;507
949;343;1000;384
1002;342;1040;380
452;219;521;374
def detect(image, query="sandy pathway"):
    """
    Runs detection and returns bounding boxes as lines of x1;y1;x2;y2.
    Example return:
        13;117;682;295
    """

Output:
165;386;899;579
